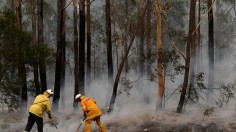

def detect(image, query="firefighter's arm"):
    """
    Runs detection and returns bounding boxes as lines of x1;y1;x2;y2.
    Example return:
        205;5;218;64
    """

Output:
81;101;87;115
80;101;87;118
45;100;52;119
92;98;96;104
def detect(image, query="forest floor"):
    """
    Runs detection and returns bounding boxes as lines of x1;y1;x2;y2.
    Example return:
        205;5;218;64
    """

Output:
1;105;236;132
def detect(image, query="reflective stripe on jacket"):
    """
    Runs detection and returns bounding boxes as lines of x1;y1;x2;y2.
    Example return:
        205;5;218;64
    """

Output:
29;92;51;118
80;96;102;120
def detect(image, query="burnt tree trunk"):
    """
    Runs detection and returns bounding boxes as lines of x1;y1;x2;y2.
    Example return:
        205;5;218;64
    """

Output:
145;0;151;104
37;0;47;93
79;0;85;94
86;0;91;90
207;0;214;103
196;0;201;73
31;0;40;95
73;0;79;108
176;0;196;113
124;0;129;73
189;0;197;101
16;0;27;112
106;0;114;107
53;0;66;111
139;0;144;76
108;5;147;113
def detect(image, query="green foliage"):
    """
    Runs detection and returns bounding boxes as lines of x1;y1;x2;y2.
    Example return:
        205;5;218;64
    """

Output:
184;74;236;108
0;73;19;112
162;49;184;82
0;9;29;111
119;77;133;97
215;83;236;108
0;9;53;111
185;72;207;104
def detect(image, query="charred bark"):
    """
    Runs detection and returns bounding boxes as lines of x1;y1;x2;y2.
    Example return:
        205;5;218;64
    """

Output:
79;0;85;94
145;0;151;104
73;0;79;108
106;0;114;106
207;0;214;103
86;0;91;90
37;0;47;93
53;0;66;111
177;0;196;113
16;0;27;112
31;0;40;95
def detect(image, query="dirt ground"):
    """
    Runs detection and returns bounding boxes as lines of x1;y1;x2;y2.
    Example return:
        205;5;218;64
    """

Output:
1;106;236;132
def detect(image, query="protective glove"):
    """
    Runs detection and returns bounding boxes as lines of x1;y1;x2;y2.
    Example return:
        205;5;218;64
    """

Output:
48;113;52;119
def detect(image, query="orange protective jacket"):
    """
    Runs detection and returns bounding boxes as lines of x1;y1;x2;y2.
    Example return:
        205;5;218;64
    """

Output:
29;92;51;118
80;96;102;120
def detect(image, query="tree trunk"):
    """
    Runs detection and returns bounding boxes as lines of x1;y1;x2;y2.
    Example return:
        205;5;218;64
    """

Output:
145;0;151;104
106;0;114;106
73;0;79;108
16;0;27;112
139;0;144;77
53;0;66;111
37;0;47;93
108;5;147;113
196;0;201;73
215;0;222;79
86;0;91;91
207;0;214;104
156;0;164;110
31;0;40;95
124;0;129;73
189;0;197;101
177;0;196;113
79;0;85;94
215;0;220;62
115;0;120;70
15;0;22;31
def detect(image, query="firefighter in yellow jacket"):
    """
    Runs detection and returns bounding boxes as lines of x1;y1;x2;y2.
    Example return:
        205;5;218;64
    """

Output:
75;94;106;132
24;89;54;132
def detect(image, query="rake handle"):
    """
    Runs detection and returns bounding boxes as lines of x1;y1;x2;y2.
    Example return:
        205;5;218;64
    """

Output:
51;118;59;130
75;118;86;132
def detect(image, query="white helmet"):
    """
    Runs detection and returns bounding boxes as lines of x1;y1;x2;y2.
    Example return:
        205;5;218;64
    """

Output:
46;89;54;95
75;94;82;100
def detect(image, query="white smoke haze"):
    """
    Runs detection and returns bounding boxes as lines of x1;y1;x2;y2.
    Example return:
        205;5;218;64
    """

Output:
2;73;236;132
1;1;236;132
1;33;235;132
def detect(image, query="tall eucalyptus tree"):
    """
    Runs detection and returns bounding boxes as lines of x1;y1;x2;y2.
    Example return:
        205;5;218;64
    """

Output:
106;0;113;106
73;0;79;108
86;0;91;90
30;0;40;95
79;0;85;94
15;0;27;112
53;0;66;111
177;0;196;113
207;0;214;103
38;0;47;93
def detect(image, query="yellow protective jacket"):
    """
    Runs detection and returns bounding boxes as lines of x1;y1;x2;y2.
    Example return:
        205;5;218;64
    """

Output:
80;96;102;120
29;92;51;118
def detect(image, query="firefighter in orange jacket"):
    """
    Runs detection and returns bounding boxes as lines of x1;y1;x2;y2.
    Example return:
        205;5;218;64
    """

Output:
75;94;106;132
24;89;54;132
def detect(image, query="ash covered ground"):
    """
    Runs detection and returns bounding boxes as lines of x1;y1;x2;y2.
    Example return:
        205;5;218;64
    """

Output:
1;105;236;132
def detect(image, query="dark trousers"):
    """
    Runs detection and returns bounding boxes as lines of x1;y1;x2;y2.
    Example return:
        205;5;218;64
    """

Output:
25;112;43;132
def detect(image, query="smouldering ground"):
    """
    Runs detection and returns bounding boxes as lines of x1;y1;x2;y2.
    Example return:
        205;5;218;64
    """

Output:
1;105;236;132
